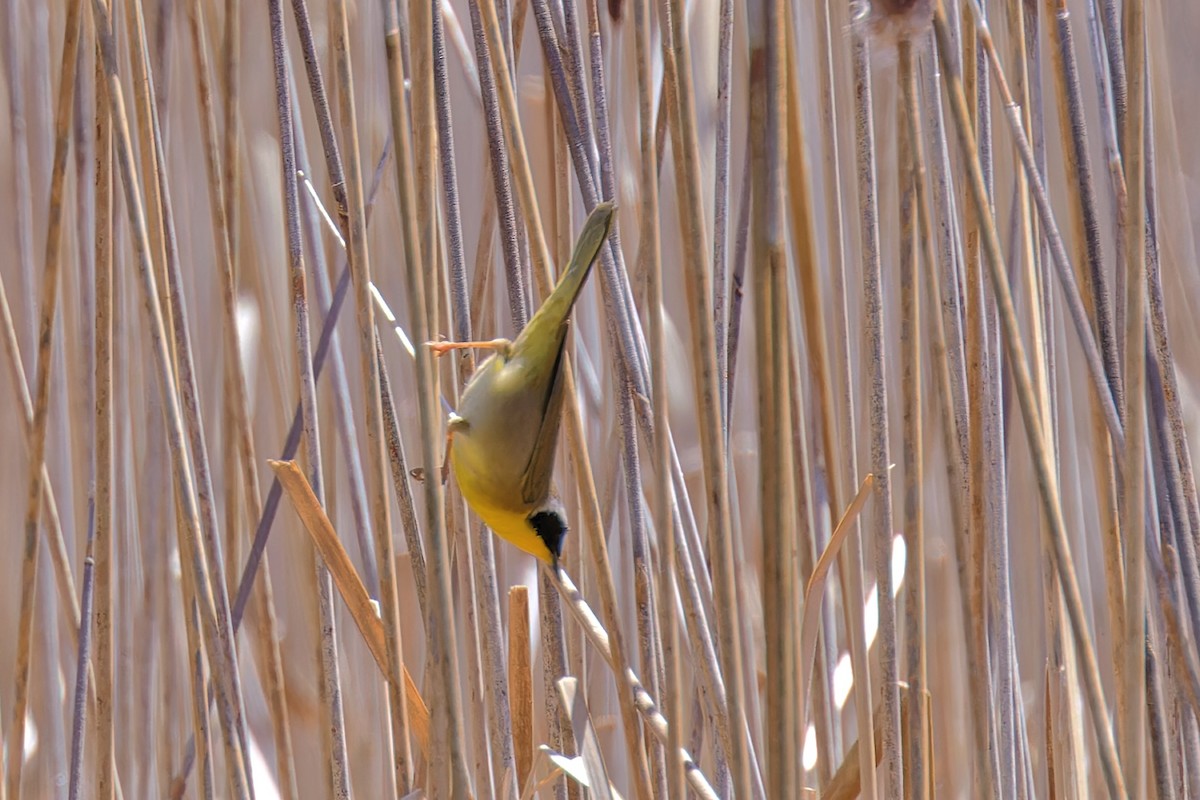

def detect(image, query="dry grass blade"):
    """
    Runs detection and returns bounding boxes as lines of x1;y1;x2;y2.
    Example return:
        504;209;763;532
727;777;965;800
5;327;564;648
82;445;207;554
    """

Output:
800;472;876;728
268;459;431;756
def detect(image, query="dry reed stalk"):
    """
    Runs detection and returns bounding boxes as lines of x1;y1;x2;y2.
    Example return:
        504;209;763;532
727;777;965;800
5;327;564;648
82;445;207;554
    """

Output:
581;4;664;795
1145;137;1200;692
264;0;351;794
9;3;82;797
918;28;996;794
961;13;1003;797
139;14;259;795
119;0;174;369
660;0;753;795
1044;7;1125;772
816;1;879;791
633;0;683;795
509;587;535;791
848;10;902;796
967;8;1123;451
184;8;300;795
2;2;87;667
89;39;115;799
782;1;840;783
1119;0;1150;792
123;3;252;795
176;509;216;800
551;570;719;799
897;38;929;800
749;0;798;794
933;3;1126;795
329;0;415;790
466;0;530;331
712;0;734;428
380;0;470;793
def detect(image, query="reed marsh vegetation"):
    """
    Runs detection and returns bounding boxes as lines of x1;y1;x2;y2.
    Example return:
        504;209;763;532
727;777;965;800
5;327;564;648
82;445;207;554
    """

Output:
2;0;1200;797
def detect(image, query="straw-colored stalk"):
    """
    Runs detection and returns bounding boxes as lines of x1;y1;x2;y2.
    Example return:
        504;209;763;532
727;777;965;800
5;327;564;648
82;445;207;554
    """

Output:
265;0;351;794
91;37;115;800
898;37;929;800
660;0;752;795
10;3;82;797
330;0;414;791
848;12;902;796
380;0;470;793
633;0;683;795
1118;0;1148;792
816;1;880;793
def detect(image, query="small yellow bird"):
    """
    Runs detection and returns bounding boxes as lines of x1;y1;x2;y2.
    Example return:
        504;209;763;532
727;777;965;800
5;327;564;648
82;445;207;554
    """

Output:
429;202;615;569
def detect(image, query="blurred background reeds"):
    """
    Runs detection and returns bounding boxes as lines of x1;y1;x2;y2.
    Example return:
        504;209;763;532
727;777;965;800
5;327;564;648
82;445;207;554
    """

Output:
1;0;1200;797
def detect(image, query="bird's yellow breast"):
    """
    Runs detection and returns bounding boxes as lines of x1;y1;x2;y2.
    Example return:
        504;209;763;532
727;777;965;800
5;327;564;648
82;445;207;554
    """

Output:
450;446;555;564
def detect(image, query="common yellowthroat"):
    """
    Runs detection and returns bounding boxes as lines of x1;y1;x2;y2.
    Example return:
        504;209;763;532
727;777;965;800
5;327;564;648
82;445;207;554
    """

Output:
429;202;615;568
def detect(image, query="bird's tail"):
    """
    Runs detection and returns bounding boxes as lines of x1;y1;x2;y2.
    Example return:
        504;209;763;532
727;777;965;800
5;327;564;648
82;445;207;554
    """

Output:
515;201;615;350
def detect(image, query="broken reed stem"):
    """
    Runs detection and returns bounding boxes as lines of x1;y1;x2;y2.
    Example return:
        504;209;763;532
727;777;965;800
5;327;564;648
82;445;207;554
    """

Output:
932;4;1127;796
380;0;470;793
509;587;535;792
10;3;82;798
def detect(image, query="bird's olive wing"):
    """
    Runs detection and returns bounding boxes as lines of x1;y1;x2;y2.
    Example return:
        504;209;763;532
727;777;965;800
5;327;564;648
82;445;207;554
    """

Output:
519;342;568;506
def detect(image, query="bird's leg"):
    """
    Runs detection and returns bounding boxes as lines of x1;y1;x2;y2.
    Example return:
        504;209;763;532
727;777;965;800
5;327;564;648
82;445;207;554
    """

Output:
440;427;454;485
426;338;510;358
441;413;466;484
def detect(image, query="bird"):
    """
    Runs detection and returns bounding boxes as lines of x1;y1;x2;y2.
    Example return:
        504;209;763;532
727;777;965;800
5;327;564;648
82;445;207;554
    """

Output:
428;201;615;570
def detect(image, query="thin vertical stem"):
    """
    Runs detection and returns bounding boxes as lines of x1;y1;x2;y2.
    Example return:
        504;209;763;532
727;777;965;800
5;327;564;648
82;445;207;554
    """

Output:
91;41;115;800
9;4;82;797
329;0;413;790
660;0;751;794
1118;0;1147;792
265;0;348;794
898;39;928;800
381;0;469;794
849;10;901;796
